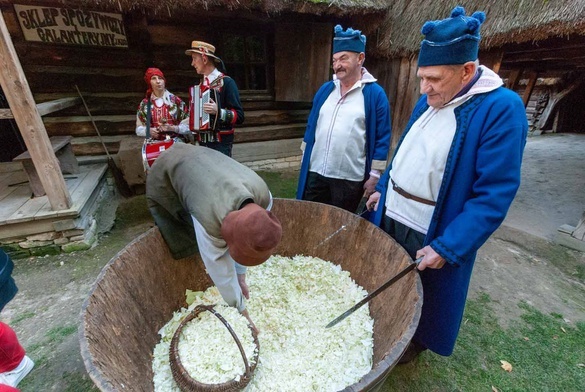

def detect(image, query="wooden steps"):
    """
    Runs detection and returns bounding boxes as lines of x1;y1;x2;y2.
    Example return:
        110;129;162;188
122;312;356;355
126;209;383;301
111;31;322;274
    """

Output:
34;91;310;167
42;109;309;137
0;163;108;240
69;122;307;156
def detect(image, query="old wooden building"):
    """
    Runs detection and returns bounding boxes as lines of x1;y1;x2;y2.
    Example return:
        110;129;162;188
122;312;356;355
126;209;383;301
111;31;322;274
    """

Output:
370;0;585;147
1;0;388;165
1;0;584;256
0;0;388;255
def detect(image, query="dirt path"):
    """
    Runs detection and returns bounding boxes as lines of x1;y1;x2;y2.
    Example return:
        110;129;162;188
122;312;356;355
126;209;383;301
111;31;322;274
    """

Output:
3;134;585;391
504;133;585;240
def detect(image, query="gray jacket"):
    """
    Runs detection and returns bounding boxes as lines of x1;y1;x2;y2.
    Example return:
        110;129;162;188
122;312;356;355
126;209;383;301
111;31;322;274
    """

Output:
146;143;271;259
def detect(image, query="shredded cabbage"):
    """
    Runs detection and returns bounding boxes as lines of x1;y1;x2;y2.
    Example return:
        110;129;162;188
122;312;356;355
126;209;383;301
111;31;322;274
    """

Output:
152;255;374;391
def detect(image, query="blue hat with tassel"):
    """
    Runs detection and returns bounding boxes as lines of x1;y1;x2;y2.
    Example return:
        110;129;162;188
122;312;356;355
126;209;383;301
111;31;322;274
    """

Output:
418;6;486;67
333;25;366;54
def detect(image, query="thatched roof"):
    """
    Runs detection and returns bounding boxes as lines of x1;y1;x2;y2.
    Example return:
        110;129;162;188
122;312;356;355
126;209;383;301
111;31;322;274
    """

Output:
377;0;585;57
78;0;389;17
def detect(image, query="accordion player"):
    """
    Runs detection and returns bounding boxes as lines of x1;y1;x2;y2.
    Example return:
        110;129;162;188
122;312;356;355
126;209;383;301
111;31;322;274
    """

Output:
189;84;211;133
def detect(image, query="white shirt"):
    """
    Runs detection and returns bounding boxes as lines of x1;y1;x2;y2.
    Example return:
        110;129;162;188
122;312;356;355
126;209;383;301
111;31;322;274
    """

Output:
309;79;367;181
386;102;464;233
190;195;273;312
204;68;222;86
385;65;504;233
191;215;245;311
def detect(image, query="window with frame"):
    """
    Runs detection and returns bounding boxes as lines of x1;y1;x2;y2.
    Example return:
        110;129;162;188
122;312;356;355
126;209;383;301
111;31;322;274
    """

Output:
220;33;268;91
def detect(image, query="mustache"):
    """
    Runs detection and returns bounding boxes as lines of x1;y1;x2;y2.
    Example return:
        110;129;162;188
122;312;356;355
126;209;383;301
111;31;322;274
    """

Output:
334;67;346;73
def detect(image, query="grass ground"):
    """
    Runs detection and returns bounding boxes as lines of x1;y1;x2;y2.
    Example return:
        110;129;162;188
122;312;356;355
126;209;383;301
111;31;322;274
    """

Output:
8;169;585;391
383;295;584;391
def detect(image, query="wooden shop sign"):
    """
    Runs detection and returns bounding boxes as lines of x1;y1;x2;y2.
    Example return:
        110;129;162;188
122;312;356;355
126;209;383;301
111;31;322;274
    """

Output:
14;4;128;48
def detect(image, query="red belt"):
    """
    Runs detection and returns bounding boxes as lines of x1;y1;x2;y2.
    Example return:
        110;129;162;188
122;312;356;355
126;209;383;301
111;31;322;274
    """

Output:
391;179;436;206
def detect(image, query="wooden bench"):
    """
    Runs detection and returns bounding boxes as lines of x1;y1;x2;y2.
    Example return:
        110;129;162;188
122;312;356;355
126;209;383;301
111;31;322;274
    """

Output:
13;135;79;197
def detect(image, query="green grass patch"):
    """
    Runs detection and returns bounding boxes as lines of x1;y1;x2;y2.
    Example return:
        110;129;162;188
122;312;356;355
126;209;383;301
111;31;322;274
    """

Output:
46;325;77;343
256;170;298;199
382;293;585;391
11;310;35;324
62;372;100;392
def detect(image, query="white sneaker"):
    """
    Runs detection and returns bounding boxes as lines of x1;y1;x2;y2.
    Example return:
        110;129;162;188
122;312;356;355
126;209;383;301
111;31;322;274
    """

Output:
0;355;34;387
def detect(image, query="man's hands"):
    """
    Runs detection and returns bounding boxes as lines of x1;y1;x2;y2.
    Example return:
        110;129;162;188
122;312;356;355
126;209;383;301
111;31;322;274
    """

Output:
363;175;379;197
366;191;381;211
237;273;249;299
240;309;259;335
159;123;178;135
362;188;446;270
150;127;161;139
203;98;218;115
416;246;446;270
236;274;259;334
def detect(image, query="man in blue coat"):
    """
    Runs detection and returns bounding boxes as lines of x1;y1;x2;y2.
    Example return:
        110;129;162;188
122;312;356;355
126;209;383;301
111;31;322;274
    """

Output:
296;25;391;213
367;7;528;362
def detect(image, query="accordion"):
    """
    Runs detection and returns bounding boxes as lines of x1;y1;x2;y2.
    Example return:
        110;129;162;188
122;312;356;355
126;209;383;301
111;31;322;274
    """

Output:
189;84;210;131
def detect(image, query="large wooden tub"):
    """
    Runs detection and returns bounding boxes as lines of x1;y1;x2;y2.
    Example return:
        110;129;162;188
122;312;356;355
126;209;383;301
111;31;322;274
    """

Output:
80;199;422;391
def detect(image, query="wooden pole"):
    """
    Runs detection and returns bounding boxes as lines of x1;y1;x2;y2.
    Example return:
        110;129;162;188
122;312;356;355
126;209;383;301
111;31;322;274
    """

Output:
391;56;419;153
506;69;522;90
479;49;503;74
0;10;71;210
522;71;538;107
490;50;504;74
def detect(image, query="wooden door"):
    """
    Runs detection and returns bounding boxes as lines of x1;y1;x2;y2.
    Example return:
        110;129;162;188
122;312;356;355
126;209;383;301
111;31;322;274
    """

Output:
275;22;332;102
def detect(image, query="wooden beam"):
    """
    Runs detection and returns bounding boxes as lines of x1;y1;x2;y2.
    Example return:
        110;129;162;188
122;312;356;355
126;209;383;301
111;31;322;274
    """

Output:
479;49;504;74
0;97;81;119
537;79;583;130
0;108;13;120
506;69;522;90
522;71;538;107
491;51;504;74
37;97;82;116
0;10;71;210
504;46;585;63
391;57;420;153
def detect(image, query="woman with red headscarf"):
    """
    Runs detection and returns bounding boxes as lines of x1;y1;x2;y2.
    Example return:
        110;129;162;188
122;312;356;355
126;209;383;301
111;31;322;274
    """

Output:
135;68;190;141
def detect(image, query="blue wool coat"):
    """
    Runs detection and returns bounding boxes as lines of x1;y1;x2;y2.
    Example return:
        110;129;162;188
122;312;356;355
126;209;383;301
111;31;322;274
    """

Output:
0;249;18;312
296;81;391;199
372;87;528;355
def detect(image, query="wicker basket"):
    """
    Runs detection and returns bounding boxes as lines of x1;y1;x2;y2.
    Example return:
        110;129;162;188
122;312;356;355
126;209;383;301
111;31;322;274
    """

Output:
169;304;260;392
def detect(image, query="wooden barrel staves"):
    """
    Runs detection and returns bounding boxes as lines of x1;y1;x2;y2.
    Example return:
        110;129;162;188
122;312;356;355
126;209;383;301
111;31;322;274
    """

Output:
80;199;423;391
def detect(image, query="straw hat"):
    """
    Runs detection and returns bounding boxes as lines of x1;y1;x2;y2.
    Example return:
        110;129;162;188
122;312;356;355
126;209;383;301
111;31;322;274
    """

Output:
185;40;221;62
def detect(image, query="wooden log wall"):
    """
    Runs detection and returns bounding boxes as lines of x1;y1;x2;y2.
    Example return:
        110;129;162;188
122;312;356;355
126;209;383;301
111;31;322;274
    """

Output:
0;3;311;159
369;56;421;156
370;50;584;154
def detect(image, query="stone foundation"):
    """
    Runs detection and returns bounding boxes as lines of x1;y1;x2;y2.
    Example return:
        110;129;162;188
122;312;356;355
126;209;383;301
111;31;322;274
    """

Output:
1;175;116;259
244;155;302;171
1;217;98;259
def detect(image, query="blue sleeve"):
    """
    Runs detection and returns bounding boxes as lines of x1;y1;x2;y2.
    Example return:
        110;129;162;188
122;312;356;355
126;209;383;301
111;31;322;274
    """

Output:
223;77;244;125
430;94;528;266
372;86;391;161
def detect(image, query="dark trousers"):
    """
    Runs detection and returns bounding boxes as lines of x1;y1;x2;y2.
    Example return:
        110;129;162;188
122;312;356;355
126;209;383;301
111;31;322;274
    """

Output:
303;171;364;212
382;213;427;349
381;214;425;261
200;142;233;157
